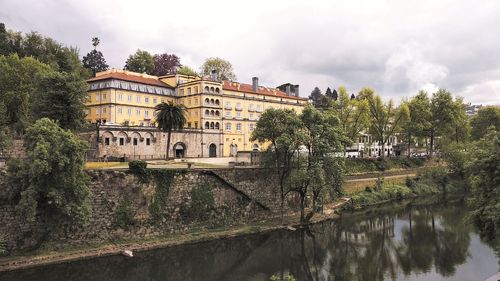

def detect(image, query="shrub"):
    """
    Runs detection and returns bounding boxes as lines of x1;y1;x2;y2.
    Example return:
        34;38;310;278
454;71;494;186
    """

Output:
128;160;147;173
0;233;6;255
405;176;415;189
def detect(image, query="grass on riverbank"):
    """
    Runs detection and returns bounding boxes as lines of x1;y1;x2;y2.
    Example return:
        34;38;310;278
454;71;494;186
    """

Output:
344;157;439;174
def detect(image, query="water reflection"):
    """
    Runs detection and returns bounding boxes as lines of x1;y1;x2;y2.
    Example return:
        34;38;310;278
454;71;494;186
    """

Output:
1;196;498;281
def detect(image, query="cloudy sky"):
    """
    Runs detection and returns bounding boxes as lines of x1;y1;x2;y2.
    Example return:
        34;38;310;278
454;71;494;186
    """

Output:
2;0;499;104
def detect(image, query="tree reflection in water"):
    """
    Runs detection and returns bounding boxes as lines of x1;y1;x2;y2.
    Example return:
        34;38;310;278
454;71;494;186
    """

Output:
2;197;497;281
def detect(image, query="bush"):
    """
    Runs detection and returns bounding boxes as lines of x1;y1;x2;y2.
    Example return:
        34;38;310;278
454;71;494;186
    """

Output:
128;160;147;172
405;176;415;189
0;233;6;255
115;198;135;228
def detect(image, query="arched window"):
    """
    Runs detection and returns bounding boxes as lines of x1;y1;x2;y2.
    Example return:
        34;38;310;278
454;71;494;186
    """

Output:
215;122;220;129
205;109;210;116
205;98;209;105
205;122;210;129
210;87;215;93
210;122;214;129
215;88;220;93
210;98;214;104
210;110;215;116
215;99;220;105
215;110;220;116
204;86;209;92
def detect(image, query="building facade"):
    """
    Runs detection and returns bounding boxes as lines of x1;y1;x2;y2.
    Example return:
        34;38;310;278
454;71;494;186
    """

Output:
85;69;307;159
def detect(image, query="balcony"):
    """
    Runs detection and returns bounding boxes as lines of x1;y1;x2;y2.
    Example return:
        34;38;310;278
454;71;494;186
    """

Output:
235;106;243;111
256;107;263;113
224;104;232;110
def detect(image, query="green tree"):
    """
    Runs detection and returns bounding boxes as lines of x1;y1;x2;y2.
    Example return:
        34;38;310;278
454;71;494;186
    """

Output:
328;86;370;149
405;91;432;155
154;101;187;159
429;89;457;156
308;87;326;108
467;129;500;239
251;108;302;218
177;65;199;77
0;54;51;134
32;71;88;130
82;37;109;76
124;49;154;74
199;57;236;81
470;106;500;140
0;100;12;153
359;88;409;158
7;118;90;237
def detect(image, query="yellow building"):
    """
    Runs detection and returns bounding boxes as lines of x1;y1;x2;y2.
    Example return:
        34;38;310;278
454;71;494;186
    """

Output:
85;69;307;158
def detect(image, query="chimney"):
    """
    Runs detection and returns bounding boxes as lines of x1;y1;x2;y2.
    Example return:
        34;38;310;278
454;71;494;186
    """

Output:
210;70;218;81
252;77;259;92
285;84;291;95
294;85;300;97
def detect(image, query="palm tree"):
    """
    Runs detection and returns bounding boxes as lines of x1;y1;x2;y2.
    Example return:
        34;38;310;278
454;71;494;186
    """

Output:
154;101;186;159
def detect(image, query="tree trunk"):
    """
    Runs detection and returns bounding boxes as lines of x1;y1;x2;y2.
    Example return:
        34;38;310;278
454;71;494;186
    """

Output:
407;132;411;157
381;142;385;159
429;131;434;157
300;193;306;223
166;129;172;159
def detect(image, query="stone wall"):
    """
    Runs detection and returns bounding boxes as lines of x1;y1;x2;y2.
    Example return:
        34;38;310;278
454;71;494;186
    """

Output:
85;125;224;160
0;168;290;252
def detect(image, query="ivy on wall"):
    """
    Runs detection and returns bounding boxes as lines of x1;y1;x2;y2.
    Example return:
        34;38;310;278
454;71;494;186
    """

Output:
181;184;215;222
128;161;185;221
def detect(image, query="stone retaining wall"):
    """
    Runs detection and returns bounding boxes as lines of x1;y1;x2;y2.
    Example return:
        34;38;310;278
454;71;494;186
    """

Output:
0;168;288;252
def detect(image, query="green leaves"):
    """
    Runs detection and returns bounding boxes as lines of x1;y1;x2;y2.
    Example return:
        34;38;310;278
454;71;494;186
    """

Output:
124;49;155;74
8;118;90;230
199;57;236;81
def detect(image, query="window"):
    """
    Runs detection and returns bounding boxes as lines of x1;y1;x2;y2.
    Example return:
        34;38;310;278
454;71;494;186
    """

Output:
226;123;232;131
119;138;124;146
145;97;149;103
146;138;150;145
145;110;149;118
136;96;141;103
187;122;191;128
95;94;99;101
236;123;242;131
128;95;132;102
95;108;100;114
104;138;110;145
194;98;198;105
127;108;132;115
118;107;123;114
205;98;210;105
187;88;191;95
118;94;123;101
250;123;255;131
102;93;106;100
226;111;231;118
136;109;141;116
153;98;157;104
194;86;198;94
102;107;107;113
133;138;138;146
188;99;191;106
194;121;198;128
236;111;241;119
205;122;210;129
215;122;220;129
249;113;254;120
195;111;198;117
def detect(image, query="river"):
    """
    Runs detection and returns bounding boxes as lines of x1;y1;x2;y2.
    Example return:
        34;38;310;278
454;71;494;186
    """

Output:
0;196;498;281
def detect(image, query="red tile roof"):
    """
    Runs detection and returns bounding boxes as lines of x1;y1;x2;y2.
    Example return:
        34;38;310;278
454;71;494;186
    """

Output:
87;72;172;88
222;81;307;101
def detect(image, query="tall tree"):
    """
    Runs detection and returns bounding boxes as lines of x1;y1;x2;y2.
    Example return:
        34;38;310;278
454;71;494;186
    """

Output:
309;87;324;108
328;86;370;148
124;49;154;74
470;106;500;140
152;53;181;76
405;91;432;155
332;89;338;100
199;57;236;81
359;88;409;158
429;89;457;156
32;71;88;130
82;37;109;76
325;87;333;98
177;65;199;77
251;108;302;218
154;101;187;159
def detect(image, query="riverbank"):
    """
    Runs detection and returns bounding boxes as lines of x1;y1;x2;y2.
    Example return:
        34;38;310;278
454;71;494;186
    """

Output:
0;199;348;272
0;165;450;272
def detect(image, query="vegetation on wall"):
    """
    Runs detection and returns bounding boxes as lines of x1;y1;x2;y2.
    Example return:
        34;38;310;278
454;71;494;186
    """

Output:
0;232;6;255
128;161;184;222
115;198;135;228
181;185;215;222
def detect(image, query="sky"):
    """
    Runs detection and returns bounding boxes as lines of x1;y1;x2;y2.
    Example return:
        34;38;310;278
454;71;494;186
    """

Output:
1;0;500;105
